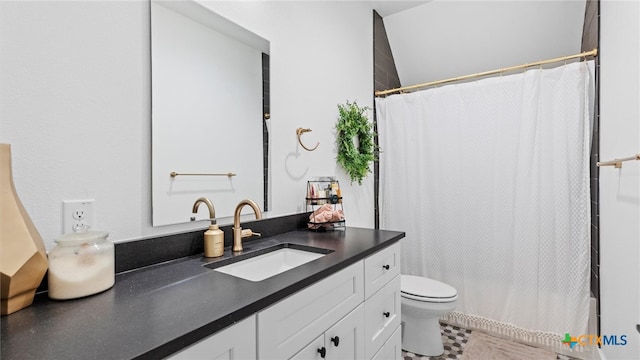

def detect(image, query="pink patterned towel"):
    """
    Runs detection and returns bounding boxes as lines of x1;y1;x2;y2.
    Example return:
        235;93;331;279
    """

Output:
309;204;344;228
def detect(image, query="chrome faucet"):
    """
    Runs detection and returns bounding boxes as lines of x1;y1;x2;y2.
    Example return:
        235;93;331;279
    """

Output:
192;197;216;225
232;199;262;252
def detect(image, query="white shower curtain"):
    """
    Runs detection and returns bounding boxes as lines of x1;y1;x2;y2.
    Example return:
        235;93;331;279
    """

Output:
377;61;595;349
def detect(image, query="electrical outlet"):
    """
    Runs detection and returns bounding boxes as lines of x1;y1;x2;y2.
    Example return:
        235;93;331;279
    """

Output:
63;199;95;234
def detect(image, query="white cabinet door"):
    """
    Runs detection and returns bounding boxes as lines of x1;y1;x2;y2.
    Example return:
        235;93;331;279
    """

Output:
290;304;365;360
258;261;364;359
364;275;401;359
290;334;325;360
325;304;365;359
168;315;256;360
370;325;401;360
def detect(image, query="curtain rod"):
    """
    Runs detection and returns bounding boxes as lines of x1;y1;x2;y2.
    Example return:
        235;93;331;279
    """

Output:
375;48;598;97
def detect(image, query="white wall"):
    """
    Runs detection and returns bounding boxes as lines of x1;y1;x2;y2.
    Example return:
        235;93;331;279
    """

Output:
383;0;586;86
0;0;375;250
599;1;640;359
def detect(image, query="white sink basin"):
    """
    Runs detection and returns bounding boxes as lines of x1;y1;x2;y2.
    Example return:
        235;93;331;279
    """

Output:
213;247;326;281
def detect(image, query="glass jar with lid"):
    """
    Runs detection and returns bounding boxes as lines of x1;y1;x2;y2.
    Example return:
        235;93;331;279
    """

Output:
48;229;114;300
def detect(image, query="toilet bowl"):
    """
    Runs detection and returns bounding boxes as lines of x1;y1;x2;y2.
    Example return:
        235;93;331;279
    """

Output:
401;275;458;356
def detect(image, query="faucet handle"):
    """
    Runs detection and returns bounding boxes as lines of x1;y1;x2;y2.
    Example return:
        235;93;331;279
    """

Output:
241;229;261;238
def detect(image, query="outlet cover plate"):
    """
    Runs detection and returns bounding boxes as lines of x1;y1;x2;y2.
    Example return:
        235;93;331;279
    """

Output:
62;199;95;234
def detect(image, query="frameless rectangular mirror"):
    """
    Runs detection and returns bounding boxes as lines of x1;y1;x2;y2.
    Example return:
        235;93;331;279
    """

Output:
151;0;269;226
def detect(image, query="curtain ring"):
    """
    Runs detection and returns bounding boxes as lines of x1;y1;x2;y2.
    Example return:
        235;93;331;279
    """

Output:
296;127;319;151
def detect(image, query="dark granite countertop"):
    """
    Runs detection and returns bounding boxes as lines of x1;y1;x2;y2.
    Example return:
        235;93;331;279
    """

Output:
1;227;404;360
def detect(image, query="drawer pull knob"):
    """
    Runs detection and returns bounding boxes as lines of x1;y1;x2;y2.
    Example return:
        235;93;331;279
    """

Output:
331;336;340;347
383;311;390;318
317;346;326;358
382;264;390;270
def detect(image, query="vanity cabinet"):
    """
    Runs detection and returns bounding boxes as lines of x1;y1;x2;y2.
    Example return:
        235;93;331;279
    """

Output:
167;315;256;360
290;304;365;359
258;241;402;360
0;226;406;360
168;241;402;360
257;261;364;359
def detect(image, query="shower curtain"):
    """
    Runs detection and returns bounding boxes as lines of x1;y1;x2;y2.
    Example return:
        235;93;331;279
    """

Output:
376;61;595;349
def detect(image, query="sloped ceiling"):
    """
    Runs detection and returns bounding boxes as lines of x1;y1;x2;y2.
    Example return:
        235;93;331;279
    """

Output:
366;1;431;17
382;0;587;88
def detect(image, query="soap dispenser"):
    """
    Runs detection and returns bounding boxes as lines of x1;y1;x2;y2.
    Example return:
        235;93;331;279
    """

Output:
192;197;225;258
204;222;224;258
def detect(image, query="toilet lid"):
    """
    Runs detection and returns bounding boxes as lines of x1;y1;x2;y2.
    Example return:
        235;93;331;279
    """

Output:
401;275;457;301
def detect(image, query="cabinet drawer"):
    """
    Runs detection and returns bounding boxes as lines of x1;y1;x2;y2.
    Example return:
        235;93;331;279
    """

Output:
364;275;401;359
364;242;400;299
168;315;256;360
258;261;364;359
370;325;401;360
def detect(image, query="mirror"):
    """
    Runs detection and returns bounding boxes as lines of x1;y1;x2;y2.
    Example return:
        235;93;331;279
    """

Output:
150;0;269;226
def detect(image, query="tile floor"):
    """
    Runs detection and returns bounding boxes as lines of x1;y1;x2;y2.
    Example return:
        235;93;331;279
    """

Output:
401;322;470;360
401;322;581;360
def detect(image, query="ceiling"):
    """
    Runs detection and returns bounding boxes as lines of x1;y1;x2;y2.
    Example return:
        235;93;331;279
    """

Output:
382;0;587;87
364;1;431;17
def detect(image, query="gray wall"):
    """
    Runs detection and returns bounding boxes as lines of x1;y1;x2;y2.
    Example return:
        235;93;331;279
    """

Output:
581;0;600;333
373;10;401;228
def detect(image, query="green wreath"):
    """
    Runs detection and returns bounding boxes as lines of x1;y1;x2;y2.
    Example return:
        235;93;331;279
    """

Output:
335;101;377;185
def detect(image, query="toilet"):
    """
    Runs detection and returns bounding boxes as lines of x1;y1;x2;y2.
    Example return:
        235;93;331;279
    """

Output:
401;275;458;356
